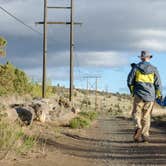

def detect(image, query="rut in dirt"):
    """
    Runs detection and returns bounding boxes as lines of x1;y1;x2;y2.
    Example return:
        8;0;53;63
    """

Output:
45;116;166;165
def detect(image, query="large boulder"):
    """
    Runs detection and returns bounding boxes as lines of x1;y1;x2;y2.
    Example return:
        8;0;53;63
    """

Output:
1;97;80;126
15;106;35;125
31;99;50;123
6;108;19;122
0;103;18;122
9;99;49;125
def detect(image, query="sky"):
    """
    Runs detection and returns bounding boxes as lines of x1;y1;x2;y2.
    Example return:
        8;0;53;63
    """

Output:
1;0;166;94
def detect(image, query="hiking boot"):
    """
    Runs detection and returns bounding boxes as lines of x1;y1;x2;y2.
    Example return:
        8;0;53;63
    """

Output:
133;128;142;142
142;135;150;143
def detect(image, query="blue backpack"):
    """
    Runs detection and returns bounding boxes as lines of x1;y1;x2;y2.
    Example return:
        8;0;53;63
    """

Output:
156;96;166;107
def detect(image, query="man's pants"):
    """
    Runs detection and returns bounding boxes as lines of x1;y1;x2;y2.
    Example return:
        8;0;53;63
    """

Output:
132;95;154;137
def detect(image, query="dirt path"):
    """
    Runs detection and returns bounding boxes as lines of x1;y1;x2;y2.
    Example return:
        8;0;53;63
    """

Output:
2;116;166;166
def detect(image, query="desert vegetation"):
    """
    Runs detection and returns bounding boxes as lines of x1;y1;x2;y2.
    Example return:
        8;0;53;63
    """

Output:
0;62;165;162
69;111;98;129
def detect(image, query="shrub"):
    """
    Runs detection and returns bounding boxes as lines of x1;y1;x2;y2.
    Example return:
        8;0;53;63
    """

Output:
69;117;90;129
0;62;32;96
69;111;98;129
79;111;98;121
17;135;37;154
0;62;55;97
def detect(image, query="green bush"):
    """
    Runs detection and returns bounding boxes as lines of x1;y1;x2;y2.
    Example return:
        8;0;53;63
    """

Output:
0;62;54;97
79;111;98;121
69;111;98;129
69;117;90;129
0;62;32;96
17;135;37;154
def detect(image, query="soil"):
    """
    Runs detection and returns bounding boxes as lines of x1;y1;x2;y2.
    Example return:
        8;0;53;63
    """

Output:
1;115;166;166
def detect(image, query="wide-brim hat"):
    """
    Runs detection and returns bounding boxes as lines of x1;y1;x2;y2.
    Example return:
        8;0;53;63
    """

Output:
138;50;153;59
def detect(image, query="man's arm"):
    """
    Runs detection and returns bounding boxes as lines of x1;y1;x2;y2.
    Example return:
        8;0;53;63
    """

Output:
127;67;136;96
154;68;162;98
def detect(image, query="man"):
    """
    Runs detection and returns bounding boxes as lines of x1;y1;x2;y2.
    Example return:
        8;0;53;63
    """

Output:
127;51;162;143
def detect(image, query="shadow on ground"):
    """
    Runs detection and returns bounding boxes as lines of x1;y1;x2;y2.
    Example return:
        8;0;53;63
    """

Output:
38;117;166;165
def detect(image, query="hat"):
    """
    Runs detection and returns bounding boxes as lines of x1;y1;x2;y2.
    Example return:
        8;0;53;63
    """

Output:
138;50;153;59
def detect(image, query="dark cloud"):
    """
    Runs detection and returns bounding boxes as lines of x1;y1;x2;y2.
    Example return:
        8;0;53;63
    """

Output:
1;0;166;81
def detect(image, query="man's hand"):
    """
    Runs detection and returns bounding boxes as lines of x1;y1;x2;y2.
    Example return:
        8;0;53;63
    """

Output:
156;90;162;100
129;85;134;97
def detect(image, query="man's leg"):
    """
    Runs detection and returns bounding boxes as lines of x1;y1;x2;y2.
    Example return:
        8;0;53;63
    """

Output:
141;101;154;142
132;96;144;141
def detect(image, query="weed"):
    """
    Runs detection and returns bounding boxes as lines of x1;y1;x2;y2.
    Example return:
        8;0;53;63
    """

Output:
0;121;38;159
17;135;37;154
69;111;98;129
79;111;98;121
69;117;90;129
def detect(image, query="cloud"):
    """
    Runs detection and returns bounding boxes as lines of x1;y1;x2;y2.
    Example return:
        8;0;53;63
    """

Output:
2;50;129;69
135;29;166;38
134;39;166;52
1;0;166;82
76;51;129;68
25;67;70;82
2;0;166;51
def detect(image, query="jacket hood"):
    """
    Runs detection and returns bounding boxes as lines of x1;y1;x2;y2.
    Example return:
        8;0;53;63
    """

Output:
136;62;155;74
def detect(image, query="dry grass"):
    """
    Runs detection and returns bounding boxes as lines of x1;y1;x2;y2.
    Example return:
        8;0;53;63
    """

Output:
0;120;38;160
0;94;32;107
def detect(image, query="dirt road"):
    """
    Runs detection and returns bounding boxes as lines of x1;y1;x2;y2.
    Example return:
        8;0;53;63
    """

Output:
2;115;166;166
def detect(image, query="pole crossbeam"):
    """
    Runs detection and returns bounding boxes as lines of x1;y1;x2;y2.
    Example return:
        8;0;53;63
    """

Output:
47;6;71;9
36;21;82;25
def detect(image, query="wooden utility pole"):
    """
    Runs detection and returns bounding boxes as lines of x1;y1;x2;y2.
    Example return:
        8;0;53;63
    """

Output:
95;77;98;111
69;0;74;102
36;0;82;100
42;0;48;98
86;77;89;96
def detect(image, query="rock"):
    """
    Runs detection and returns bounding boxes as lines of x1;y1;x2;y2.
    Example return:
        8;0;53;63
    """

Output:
15;106;35;125
31;100;50;123
3;108;19;122
58;97;71;108
71;107;80;114
0;97;81;126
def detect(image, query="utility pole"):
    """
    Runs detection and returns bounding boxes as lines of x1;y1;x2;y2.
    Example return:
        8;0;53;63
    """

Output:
70;0;74;102
86;77;89;96
36;0;82;100
95;77;98;111
84;76;101;111
42;0;48;98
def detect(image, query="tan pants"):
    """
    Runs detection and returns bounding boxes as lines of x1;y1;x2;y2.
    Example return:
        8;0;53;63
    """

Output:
132;95;154;137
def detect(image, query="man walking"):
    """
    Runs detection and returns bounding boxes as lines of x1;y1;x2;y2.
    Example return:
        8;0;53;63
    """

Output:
127;51;162;143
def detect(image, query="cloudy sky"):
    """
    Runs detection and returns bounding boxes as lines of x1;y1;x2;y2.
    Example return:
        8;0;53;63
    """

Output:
1;0;166;93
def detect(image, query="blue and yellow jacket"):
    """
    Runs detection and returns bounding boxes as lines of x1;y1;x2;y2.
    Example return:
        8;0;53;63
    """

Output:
127;62;162;102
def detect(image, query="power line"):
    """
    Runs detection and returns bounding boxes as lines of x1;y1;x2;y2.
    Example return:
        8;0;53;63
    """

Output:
0;6;42;35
